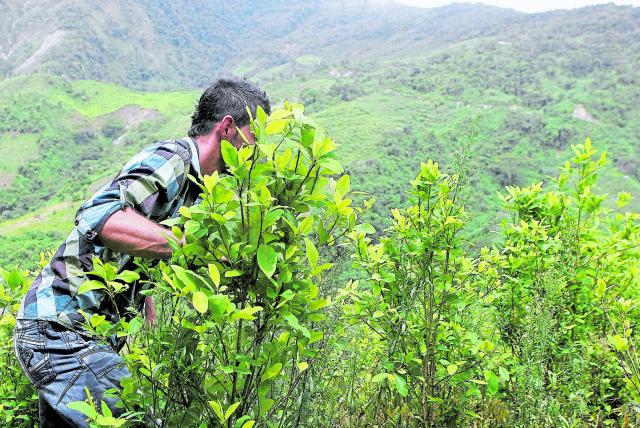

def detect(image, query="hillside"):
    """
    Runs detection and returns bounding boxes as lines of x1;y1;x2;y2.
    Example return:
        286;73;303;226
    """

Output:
0;0;521;89
0;3;639;269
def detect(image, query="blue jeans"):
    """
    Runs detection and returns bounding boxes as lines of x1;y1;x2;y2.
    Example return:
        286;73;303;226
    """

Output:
13;319;129;427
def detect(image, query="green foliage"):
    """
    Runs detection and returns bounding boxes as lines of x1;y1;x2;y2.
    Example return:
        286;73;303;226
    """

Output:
0;267;38;427
495;139;640;425
74;103;361;426
1;97;639;426
68;387;137;427
291;138;640;426
337;158;507;426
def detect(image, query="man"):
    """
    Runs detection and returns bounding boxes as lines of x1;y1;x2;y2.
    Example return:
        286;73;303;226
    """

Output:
13;77;270;427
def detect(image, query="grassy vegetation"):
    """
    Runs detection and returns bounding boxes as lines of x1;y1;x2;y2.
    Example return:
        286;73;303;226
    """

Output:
0;133;38;186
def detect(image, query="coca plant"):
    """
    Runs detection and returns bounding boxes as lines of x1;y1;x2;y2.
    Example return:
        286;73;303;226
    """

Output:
0;267;38;427
341;160;507;426
76;102;362;427
497;139;640;424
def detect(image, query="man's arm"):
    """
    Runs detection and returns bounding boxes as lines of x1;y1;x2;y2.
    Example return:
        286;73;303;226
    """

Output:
74;141;189;253
98;208;176;259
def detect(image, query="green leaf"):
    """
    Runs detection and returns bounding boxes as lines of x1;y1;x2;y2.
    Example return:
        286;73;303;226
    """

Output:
269;109;293;120
77;280;106;295
465;410;483;419
116;270;140;283
209;401;225;424
101;400;113;418
447;364;458;376
256;104;268;125
232;305;263;321
225;402;241;420
335;174;351;198
305;238;319;268
172;265;196;292
319;158;344;174
261;363;283;382
284;313;311;338
355;223;376;235
208;263;220;288
609;334;629;352
259;398;274;417
96;415;125;427
394;374;409;397
241;421;256;428
298;215;314;235
485;370;499;395
67;401;97;419
225;269;244;278
279;289;295;301
203;171;219;193
265;119;288;135
257;245;277;278
192;291;208;314
298;362;309;373
498;366;510;381
371;373;389;383
221;140;239;168
309;298;330;311
594;278;606;299
617;191;633;208
210;294;231;318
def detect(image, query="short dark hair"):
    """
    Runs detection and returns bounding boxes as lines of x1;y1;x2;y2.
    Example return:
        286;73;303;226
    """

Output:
188;77;270;138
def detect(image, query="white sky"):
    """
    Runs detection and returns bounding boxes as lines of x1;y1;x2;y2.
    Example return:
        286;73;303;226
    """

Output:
392;0;640;13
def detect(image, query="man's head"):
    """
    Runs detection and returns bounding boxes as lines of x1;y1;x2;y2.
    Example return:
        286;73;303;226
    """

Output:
189;78;270;175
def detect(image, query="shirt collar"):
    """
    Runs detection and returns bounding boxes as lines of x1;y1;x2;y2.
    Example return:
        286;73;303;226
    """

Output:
184;137;201;178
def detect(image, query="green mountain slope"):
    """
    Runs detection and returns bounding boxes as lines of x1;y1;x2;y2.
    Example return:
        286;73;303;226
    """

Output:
1;1;522;88
0;3;638;269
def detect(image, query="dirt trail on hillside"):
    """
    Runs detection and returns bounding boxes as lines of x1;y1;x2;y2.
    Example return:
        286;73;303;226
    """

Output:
100;105;162;145
15;30;67;73
108;105;162;128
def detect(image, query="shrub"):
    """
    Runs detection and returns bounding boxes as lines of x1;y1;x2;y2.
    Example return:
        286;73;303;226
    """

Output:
73;102;364;427
0;268;38;427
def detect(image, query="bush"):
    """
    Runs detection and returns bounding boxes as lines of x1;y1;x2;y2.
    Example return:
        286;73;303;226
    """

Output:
71;102;365;427
0;268;38;427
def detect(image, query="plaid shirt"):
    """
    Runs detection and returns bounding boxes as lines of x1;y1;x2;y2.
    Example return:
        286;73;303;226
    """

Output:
17;137;201;331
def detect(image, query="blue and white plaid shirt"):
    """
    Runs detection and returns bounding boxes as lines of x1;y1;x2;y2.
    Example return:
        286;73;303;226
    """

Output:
18;137;201;331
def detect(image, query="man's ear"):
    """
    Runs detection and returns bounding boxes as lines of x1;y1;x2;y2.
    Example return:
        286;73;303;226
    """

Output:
219;115;236;140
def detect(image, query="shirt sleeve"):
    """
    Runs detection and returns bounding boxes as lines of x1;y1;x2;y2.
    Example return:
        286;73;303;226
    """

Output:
74;141;191;242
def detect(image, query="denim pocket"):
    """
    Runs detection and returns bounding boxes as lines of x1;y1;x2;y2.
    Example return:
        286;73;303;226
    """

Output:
80;345;123;380
14;322;56;387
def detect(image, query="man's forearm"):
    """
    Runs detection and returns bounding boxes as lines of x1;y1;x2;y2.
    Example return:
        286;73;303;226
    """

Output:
98;208;176;259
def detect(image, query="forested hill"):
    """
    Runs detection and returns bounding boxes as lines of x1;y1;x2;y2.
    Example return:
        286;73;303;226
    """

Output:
0;0;522;89
0;2;639;268
2;1;638;90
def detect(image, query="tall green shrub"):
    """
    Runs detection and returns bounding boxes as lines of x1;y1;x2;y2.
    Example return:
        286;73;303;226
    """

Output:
341;160;507;426
74;102;362;427
498;139;640;425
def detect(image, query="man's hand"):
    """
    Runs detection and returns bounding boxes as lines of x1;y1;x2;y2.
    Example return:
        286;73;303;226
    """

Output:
98;208;178;259
144;296;157;328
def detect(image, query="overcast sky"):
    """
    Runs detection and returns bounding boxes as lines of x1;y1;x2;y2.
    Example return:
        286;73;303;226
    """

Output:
392;0;640;13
